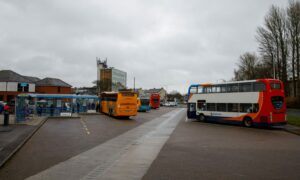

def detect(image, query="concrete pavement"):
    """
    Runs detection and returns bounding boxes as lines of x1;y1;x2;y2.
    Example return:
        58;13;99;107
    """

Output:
0;107;175;180
26;108;185;180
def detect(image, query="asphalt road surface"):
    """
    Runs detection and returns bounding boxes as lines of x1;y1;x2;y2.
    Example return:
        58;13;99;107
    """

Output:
143;118;300;180
1;107;300;180
0;107;174;180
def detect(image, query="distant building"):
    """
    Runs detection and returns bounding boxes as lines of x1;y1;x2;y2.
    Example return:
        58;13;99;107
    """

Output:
35;78;72;94
0;70;72;105
97;58;127;93
141;88;167;102
73;86;97;95
0;70;36;103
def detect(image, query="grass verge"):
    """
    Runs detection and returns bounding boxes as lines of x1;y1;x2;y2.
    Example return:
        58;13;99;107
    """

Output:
288;115;300;126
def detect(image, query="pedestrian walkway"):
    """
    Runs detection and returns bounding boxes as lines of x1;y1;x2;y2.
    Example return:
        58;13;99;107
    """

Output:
283;124;300;135
0;114;15;125
0;117;46;168
26;108;186;180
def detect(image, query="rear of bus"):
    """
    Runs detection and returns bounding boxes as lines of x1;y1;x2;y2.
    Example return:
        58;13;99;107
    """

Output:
150;93;160;109
116;92;138;117
139;98;151;112
257;79;286;126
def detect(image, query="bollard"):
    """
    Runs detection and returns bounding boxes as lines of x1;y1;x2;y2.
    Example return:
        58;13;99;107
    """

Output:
3;111;9;126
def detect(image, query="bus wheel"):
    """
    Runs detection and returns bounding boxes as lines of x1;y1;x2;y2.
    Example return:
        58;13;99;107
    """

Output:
243;117;253;127
199;114;206;121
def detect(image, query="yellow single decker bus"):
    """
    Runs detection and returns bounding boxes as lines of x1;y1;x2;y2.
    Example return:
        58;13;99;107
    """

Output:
100;91;138;117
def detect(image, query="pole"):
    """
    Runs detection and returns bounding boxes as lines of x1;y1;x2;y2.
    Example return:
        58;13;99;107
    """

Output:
273;58;276;79
133;77;135;91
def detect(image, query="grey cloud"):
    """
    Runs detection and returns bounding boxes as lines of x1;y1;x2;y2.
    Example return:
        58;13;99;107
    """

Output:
0;0;288;93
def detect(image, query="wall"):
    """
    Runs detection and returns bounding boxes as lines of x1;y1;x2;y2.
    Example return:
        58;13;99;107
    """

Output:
36;86;72;94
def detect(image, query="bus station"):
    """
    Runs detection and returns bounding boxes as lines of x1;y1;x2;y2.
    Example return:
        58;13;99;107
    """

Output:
15;94;100;122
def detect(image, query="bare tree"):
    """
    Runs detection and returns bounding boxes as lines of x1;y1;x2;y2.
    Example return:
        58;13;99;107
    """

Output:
256;27;277;78
256;5;289;93
287;0;300;97
234;52;260;80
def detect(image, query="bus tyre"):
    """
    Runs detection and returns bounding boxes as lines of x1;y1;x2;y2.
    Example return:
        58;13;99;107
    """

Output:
243;117;253;127
199;114;206;121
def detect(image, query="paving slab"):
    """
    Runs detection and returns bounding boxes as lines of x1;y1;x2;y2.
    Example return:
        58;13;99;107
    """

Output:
26;108;185;180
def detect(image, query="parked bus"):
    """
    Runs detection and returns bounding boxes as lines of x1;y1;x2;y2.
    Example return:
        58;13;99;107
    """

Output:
187;79;286;127
100;91;138;117
138;96;151;112
150;93;160;109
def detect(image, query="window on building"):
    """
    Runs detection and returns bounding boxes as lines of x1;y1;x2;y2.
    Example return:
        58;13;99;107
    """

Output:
58;87;61;93
17;83;29;92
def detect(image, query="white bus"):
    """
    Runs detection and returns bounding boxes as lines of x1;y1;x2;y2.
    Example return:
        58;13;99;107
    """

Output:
187;79;286;127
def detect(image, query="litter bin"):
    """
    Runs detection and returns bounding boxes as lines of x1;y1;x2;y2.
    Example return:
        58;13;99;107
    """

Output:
3;111;9;126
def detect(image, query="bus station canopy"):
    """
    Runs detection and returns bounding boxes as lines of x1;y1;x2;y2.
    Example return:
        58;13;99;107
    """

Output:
18;93;99;99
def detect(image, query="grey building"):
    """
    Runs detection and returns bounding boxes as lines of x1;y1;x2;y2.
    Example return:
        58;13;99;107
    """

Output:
97;59;127;93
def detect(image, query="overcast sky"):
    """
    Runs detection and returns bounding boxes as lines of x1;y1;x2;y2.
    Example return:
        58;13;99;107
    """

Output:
0;0;289;93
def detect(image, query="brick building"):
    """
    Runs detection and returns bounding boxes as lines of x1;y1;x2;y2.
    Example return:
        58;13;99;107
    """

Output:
35;78;72;94
0;70;72;105
0;70;37;103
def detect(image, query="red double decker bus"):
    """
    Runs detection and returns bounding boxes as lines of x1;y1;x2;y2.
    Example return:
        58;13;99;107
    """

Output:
150;93;160;109
187;79;286;127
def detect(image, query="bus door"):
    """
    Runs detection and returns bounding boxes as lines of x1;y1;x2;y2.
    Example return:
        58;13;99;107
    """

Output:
187;103;196;118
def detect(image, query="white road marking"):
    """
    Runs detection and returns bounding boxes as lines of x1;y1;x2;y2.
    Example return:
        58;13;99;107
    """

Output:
26;108;185;180
80;118;90;135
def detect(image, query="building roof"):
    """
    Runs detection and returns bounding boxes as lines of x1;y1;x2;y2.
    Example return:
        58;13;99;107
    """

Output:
23;76;41;82
144;88;165;94
35;77;72;87
0;70;33;83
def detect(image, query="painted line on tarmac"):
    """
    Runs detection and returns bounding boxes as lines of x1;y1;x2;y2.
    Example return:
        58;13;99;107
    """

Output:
26;108;185;180
80;118;90;135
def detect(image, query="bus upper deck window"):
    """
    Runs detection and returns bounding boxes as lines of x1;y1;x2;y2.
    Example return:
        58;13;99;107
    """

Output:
253;82;266;92
239;83;252;92
190;87;197;94
271;83;281;90
197;86;203;93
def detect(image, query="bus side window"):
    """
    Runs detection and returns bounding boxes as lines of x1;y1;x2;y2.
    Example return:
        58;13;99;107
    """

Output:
240;103;252;113
220;85;227;93
239;83;252;92
197;100;206;110
190;87;197;94
253;82;266;92
197;86;203;93
190;104;195;111
228;84;238;92
228;103;238;112
207;103;216;111
253;104;259;113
